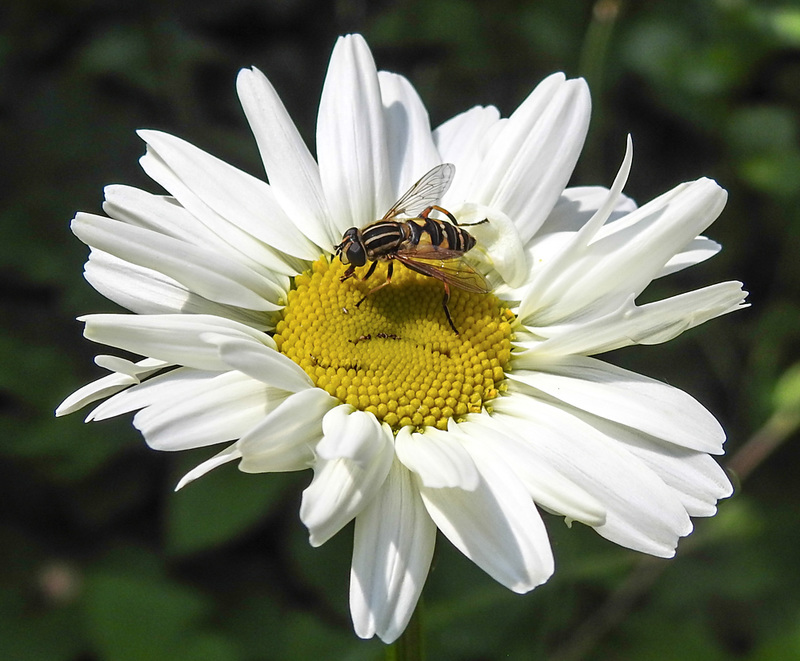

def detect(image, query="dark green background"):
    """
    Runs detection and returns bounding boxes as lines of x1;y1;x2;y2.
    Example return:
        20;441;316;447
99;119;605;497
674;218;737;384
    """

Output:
3;0;799;659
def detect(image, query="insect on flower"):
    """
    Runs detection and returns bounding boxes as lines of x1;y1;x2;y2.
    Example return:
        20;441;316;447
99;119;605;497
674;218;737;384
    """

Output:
335;163;490;333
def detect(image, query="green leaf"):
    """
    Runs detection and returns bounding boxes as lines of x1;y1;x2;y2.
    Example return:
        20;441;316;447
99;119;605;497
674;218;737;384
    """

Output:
0;589;85;661
165;459;297;556
83;561;238;661
726;106;798;154
737;151;800;197
772;363;800;416
750;612;800;661
769;7;800;46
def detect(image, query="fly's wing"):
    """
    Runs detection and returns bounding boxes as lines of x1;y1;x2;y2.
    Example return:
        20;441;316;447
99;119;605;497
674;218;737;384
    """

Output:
381;163;455;221
395;249;490;294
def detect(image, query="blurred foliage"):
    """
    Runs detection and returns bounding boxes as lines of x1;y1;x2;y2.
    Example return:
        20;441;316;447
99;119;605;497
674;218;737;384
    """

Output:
1;0;799;659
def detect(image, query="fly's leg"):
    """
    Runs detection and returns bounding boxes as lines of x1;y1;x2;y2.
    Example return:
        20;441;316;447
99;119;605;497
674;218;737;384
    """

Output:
459;218;489;227
361;261;378;281
340;264;356;282
341;260;378;284
441;281;459;334
356;261;393;307
420;205;488;227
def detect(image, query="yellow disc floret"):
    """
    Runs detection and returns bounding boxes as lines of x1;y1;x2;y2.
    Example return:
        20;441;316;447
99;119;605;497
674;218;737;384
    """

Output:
274;257;513;432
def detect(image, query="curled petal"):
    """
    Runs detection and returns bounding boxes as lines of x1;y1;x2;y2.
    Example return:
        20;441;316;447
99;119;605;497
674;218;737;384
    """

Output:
317;405;387;467
237;388;340;473
395;426;479;490
301;420;394;547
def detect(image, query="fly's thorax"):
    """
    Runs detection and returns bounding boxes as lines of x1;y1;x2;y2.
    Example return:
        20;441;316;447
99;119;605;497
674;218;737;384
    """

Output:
361;221;407;260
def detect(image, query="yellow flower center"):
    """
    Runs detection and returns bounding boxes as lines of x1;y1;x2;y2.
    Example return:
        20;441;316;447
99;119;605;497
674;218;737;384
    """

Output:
274;257;513;431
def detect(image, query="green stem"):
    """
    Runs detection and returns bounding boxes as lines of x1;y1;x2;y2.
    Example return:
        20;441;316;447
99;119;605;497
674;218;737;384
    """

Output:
576;0;624;183
386;598;424;661
578;0;623;94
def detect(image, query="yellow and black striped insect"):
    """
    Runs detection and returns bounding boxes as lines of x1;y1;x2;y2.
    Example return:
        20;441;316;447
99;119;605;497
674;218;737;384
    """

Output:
335;163;489;334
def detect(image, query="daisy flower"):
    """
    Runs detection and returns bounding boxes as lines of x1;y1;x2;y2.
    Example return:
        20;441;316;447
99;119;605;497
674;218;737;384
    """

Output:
57;33;747;643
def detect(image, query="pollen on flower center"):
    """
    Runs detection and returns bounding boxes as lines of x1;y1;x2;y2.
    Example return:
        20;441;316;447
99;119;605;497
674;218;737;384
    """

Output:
274;257;513;431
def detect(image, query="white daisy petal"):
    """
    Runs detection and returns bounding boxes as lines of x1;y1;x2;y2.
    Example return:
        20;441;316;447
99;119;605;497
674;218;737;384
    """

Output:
102;184;192;236
237;388;340;473
213;334;314;393
102;185;292;291
377;71;441;197
460;413;606;527
87;368;223;422
394;425;480;490
55;357;166;417
175;444;243;491
83;250;274;330
434;105;502;203
494;393;694;557
132;371;272;451
138;129;320;261
417;425;554;593
236;67;336;251
139;137;306;277
350;458;436;644
317;405;387;467
73;213;283;311
585;414;733;517
659;236;721;277
317;34;392;234
472;74;591;243
300;421;394;547
92;354;164;376
80;314;270;372
85;249;193;316
523;281;748;356
508;355;727;454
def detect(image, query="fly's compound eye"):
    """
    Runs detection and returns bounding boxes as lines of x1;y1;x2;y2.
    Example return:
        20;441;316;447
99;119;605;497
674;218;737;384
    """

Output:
338;228;367;266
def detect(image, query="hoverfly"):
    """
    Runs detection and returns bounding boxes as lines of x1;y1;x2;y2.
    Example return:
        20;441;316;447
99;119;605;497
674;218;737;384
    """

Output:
335;163;489;334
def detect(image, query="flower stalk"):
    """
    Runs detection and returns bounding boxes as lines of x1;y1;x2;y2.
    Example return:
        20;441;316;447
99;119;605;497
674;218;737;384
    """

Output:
386;599;424;661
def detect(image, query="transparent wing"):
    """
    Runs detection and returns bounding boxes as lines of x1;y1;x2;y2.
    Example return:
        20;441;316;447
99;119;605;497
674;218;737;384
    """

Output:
395;251;490;294
382;163;455;220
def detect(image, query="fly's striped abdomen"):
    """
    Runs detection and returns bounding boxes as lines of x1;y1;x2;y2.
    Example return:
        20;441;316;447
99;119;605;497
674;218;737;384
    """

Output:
406;217;476;253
